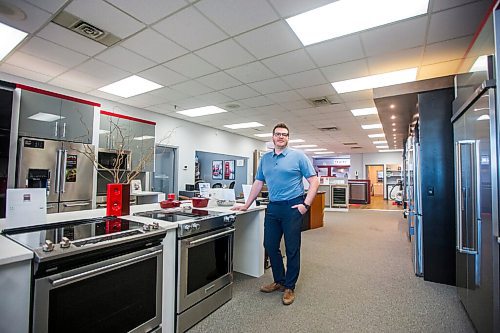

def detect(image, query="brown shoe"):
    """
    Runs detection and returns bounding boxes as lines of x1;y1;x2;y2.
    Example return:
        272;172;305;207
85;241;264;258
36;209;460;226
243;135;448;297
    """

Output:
260;282;284;293
282;289;295;305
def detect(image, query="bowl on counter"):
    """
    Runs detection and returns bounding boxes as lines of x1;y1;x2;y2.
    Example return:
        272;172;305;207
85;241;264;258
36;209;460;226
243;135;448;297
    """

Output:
191;197;209;208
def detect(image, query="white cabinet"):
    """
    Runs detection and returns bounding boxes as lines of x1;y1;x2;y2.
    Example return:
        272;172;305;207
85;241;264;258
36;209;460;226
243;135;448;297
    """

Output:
18;89;94;143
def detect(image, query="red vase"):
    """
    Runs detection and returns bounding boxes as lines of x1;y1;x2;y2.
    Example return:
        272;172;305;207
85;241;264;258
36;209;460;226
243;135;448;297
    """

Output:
106;183;130;217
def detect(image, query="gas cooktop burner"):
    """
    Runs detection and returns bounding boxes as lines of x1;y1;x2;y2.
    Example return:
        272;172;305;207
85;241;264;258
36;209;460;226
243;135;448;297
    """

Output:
2;216;167;262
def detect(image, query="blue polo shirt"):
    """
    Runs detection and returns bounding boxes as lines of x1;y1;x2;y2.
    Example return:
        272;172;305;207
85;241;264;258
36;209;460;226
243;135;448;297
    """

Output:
255;147;316;202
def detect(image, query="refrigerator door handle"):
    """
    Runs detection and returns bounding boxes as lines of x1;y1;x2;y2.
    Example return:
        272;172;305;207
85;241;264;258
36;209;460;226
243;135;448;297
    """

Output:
55;149;62;194
455;142;461;250
54;121;58;138
60;149;68;193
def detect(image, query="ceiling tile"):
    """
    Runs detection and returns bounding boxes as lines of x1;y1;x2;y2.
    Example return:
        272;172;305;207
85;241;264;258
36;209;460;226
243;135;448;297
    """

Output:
239;95;274;107
72;59;129;84
170;80;213;96
361;17;427;57
320;59;370;82
198;91;234;105
0;0;51;33
248;77;291;94
20;37;89;67
65;0;145;39
95;46;156;73
219;85;260;99
86;89;124;101
164;53;218;78
268;0;334;18
225;61;275;83
55;69;112;90
431;0;483;12
0;63;51;82
106;0;188;24
138;65;187;87
195;39;255;69
5;51;68;77
195;0;278;36
121;29;188;63
153;7;227;51
279;99;313;110
306;35;364;67
149;87;188;102
235;21;302;59
281;69;327;89
196;71;242;90
25;0;68;13
418;59;462;79
427;1;490;44
49;76;96;93
339;90;374;102
368;47;423;74
422;35;473;65
266;90;303;103
37;23;107;57
262;49;316;76
295;83;336;99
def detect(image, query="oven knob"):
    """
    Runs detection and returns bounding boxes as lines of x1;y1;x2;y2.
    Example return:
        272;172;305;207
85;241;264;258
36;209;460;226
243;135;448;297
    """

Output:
192;223;200;231
42;240;54;252
143;224;151;232
152;222;160;230
183;224;192;232
59;237;71;249
224;215;236;223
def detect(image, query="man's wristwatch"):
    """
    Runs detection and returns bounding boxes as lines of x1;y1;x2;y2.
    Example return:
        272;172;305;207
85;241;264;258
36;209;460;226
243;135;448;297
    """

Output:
303;203;310;210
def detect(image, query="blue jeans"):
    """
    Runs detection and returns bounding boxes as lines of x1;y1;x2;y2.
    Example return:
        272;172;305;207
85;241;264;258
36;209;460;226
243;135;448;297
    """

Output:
264;195;304;290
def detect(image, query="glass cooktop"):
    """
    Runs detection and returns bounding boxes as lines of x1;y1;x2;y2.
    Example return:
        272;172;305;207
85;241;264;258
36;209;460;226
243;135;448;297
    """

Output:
134;208;220;223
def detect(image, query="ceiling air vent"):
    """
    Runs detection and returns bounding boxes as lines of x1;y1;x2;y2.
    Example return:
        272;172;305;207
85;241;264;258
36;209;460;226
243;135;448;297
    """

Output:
52;11;121;47
342;142;358;145
307;97;337;107
350;146;363;149
318;126;338;131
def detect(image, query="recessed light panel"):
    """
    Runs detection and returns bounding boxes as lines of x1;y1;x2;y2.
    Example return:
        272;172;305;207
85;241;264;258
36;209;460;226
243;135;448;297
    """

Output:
224;122;264;129
314;151;335;155
286;0;429;46
361;124;382;130
177;106;227;117
254;133;273;137
305;148;327;152
98;75;163;98
28;113;63;122
332;68;417;93
368;133;385;138
351;107;378;116
375;145;389;149
288;139;305;143
292;144;317;148
0;22;27;61
373;141;387;144
379;149;403;152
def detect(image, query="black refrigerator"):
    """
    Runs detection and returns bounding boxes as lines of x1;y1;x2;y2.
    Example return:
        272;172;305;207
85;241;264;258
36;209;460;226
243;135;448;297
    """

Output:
452;78;499;333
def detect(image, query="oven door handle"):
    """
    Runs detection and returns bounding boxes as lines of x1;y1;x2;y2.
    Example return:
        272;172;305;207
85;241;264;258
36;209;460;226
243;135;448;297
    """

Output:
188;229;234;246
50;249;162;287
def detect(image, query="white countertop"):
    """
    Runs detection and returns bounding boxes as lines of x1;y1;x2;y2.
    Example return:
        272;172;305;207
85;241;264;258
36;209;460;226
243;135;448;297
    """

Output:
131;191;163;197
0;236;33;266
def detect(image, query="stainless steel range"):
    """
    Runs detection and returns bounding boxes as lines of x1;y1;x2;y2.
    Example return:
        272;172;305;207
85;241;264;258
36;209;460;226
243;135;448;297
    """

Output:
2;216;167;333
134;208;236;333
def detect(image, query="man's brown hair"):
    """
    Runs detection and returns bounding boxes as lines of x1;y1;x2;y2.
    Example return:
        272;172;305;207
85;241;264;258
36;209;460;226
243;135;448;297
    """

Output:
273;123;289;135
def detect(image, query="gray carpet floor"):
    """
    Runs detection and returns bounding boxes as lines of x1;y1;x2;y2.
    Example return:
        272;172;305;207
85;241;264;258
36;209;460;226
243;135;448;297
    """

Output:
187;210;474;332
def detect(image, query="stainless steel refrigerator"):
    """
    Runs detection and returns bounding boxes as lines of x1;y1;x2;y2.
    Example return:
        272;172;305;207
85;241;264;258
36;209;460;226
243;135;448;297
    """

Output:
17;137;94;213
452;80;499;333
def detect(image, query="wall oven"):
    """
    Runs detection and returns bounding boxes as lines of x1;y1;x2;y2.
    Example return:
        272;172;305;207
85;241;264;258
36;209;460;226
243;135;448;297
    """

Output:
97;148;131;170
2;216;166;333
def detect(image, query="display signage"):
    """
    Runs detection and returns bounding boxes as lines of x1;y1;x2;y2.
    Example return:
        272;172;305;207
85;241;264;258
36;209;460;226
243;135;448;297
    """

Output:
332;158;350;166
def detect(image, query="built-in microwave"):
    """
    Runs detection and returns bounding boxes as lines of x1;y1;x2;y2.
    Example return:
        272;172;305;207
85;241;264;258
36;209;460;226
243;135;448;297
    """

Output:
97;149;131;171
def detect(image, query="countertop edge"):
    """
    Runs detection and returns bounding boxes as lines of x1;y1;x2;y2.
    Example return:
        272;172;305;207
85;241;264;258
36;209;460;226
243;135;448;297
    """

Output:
0;235;33;266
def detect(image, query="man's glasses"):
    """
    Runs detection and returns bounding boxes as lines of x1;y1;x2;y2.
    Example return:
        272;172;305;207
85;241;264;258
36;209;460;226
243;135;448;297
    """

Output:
274;132;289;137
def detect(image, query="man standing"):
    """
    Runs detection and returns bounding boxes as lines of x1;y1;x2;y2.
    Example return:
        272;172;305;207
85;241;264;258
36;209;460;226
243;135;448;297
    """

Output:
232;123;319;305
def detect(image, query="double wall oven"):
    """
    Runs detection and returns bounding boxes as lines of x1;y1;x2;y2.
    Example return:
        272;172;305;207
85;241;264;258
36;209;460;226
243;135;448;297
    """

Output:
135;209;236;332
2;216;167;333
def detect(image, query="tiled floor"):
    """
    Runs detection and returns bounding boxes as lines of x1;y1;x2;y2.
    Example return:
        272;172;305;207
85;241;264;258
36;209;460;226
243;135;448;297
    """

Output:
349;195;403;210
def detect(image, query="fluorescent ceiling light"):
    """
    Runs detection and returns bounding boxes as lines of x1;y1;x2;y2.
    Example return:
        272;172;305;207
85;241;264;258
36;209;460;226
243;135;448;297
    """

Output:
373;140;387;144
305;148;327;152
288;139;305;143
286;0;429;46
376;145;389;149
361;123;382;130
133;135;155;141
0;22;27;61
368;133;385;138
254;133;273;137
477;115;490;121
224;122;264;129
177;105;227;117
470;55;488;72
98;75;163;98
351;107;378;116
332;68;417;93
292;144;317;148
379;149;403;152
314;151;335;155
28;112;63;122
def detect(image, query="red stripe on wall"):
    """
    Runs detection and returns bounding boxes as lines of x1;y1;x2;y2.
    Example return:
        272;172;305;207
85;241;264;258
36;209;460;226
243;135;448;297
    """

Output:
16;84;101;107
462;0;498;60
100;110;156;125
